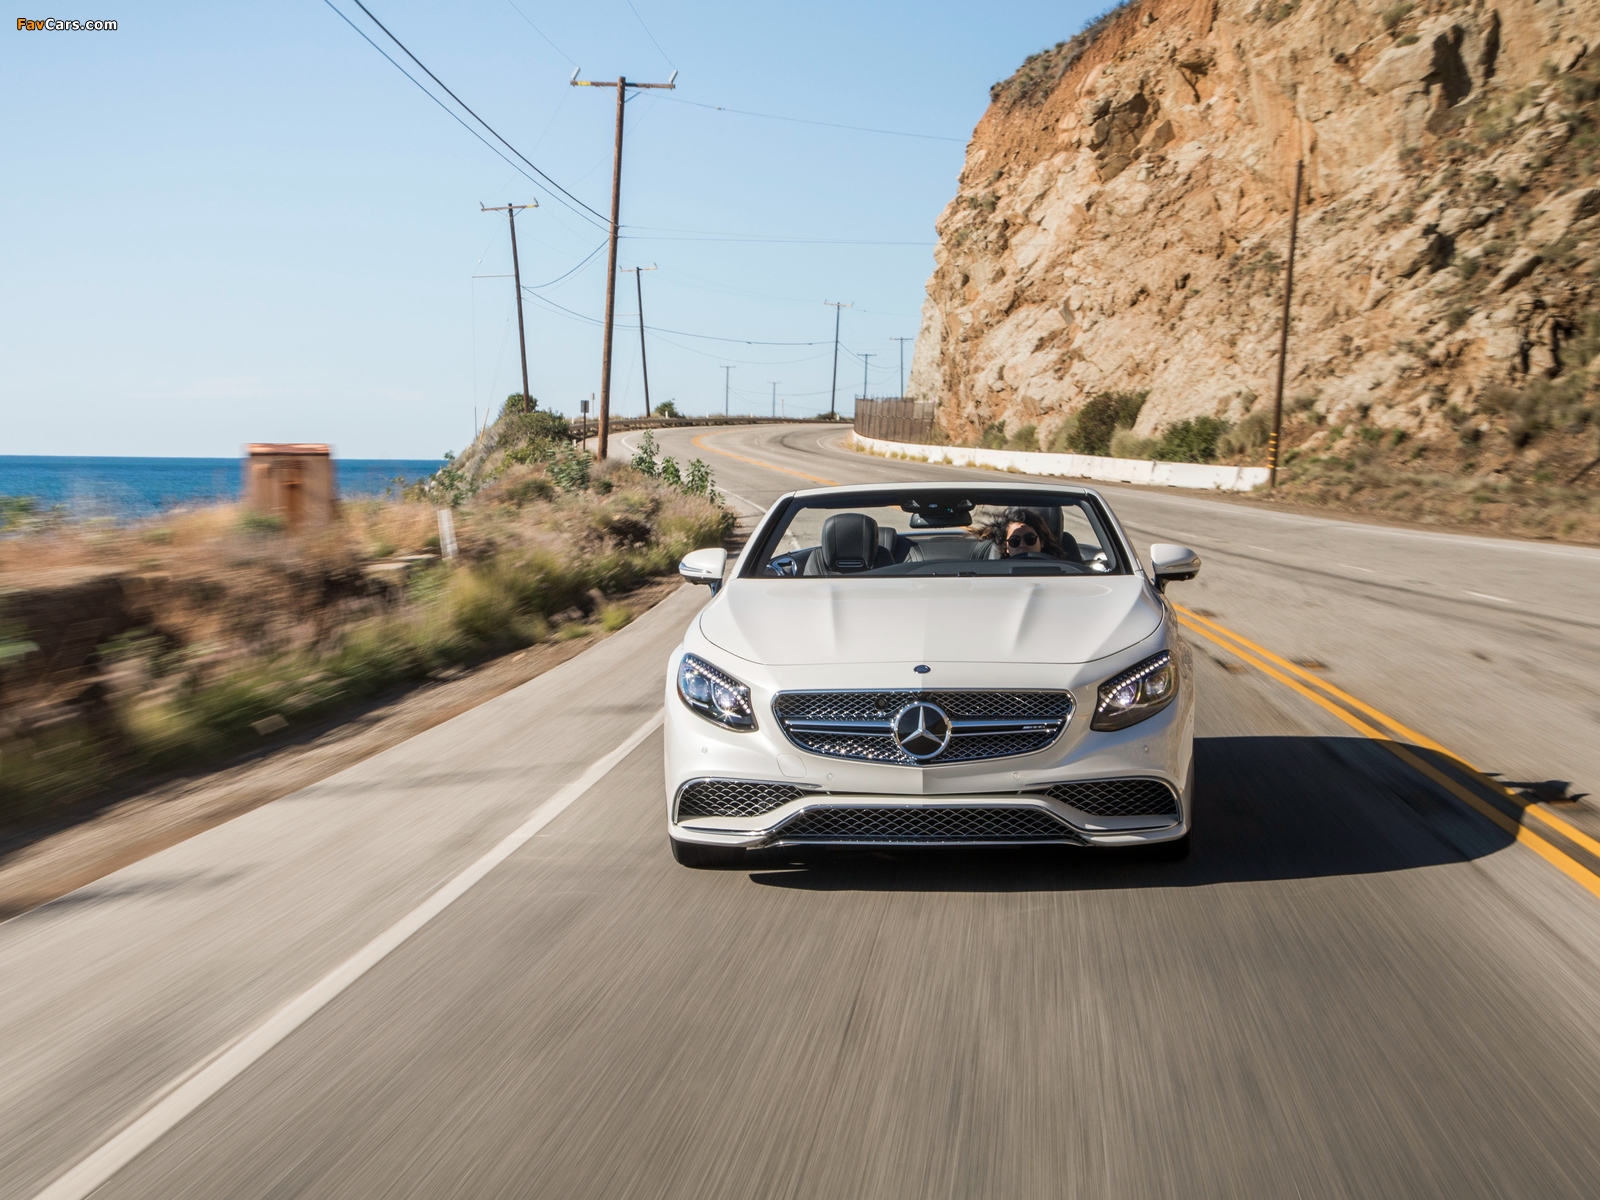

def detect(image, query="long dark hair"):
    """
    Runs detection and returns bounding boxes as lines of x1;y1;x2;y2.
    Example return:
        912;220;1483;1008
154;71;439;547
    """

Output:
987;507;1064;558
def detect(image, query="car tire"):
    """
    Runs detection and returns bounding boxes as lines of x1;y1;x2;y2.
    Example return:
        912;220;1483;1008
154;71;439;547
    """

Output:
670;837;748;869
1146;830;1191;862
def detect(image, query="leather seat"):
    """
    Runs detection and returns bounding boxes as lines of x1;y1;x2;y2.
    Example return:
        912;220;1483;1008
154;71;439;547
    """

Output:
803;513;893;574
904;536;1000;563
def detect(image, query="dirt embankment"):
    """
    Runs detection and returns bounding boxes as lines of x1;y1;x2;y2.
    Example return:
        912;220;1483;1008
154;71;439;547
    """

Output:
911;0;1600;542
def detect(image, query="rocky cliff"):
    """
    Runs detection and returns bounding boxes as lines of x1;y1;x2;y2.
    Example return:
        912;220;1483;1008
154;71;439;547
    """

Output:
910;0;1600;516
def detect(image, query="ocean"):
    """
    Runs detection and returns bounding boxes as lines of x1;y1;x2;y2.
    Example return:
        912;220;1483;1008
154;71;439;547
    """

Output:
0;456;445;520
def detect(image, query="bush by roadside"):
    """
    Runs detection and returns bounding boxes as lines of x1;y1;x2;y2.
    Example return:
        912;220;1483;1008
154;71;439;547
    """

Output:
0;455;731;826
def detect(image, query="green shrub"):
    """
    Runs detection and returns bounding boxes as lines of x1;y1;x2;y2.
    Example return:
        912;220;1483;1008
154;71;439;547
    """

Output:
1065;391;1149;456
630;430;661;477
1154;416;1230;463
549;444;592;492
979;421;1007;449
237;511;285;535
1046;415;1079;453
1006;424;1039;452
1218;410;1272;458
501;409;570;445
1109;428;1160;459
653;400;680;418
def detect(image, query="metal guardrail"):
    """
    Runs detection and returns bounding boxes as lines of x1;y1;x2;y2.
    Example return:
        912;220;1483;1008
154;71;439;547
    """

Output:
853;398;938;445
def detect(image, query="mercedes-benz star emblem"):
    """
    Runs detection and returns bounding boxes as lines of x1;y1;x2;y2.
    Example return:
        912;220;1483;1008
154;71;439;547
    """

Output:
891;702;953;761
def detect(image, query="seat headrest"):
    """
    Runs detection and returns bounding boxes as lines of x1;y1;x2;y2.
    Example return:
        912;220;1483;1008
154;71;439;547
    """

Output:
1021;506;1063;538
819;513;880;573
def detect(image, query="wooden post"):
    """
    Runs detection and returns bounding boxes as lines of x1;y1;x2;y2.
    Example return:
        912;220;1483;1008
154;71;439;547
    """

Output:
1268;160;1304;488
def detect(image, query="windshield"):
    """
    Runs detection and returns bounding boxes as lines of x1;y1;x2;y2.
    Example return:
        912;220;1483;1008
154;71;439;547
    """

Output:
745;488;1132;578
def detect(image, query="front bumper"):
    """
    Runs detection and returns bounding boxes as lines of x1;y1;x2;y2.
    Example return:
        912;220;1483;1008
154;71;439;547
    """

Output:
664;647;1195;851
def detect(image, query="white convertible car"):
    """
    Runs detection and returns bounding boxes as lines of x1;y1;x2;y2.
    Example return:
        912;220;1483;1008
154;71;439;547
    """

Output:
663;482;1200;868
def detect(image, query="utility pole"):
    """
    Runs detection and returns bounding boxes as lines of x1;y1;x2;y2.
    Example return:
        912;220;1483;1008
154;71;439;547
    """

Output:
891;336;914;399
622;265;657;418
722;365;733;416
480;201;538;413
824;300;852;420
770;381;778;418
1268;159;1304;489
571;69;677;459
859;353;874;406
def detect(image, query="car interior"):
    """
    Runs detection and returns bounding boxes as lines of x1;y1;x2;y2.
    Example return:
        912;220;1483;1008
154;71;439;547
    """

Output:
758;493;1124;578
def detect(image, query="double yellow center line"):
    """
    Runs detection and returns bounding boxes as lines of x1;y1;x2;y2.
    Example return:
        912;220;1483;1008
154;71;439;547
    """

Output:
1174;604;1600;899
691;431;838;486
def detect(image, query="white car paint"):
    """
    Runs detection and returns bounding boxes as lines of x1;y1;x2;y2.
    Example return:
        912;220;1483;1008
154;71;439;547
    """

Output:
664;482;1199;863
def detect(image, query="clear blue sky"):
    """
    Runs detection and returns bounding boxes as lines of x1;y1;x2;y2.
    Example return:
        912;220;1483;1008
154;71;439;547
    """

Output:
3;0;1102;457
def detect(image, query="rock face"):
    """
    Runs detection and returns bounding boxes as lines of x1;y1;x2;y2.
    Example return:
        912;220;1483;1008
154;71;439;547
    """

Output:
910;0;1600;449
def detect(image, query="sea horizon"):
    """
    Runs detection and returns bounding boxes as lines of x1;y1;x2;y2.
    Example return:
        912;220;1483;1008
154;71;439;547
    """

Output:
0;454;445;519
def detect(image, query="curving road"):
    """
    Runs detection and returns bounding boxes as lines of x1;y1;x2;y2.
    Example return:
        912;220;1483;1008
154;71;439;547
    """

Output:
5;424;1600;1199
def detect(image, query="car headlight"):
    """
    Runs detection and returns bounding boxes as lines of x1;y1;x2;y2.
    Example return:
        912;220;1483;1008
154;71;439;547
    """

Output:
1092;651;1177;731
677;653;757;730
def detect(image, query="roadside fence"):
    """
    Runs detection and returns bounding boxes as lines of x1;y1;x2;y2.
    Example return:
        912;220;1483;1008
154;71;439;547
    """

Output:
853;398;938;445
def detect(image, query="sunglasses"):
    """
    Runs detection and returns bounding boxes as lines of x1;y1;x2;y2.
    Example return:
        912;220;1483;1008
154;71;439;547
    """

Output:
1006;530;1040;548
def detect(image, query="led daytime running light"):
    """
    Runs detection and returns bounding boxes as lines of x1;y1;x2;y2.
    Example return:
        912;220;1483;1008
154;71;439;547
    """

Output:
677;653;757;730
1092;651;1177;731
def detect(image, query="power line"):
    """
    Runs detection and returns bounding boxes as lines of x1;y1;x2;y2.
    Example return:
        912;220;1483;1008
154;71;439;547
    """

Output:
320;0;555;194
654;94;964;142
624;0;676;70
343;0;610;229
624;230;935;246
517;290;836;355
500;0;577;65
522;240;608;289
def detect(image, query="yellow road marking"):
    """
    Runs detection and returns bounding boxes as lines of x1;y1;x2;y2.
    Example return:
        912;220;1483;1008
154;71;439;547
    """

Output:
691;431;839;487
1175;603;1600;860
1174;609;1600;900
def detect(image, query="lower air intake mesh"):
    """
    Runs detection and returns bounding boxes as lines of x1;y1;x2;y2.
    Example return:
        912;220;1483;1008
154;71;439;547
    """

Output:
773;805;1082;843
677;780;806;819
1047;778;1178;817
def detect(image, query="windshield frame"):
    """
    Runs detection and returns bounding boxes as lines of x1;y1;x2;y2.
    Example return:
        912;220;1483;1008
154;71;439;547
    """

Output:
739;485;1138;580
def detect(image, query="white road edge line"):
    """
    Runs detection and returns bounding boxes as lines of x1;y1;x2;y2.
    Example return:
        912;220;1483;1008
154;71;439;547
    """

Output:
1464;590;1515;604
30;708;667;1200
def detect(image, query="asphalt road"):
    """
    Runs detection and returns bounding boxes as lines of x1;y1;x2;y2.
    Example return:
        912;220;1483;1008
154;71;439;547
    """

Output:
6;424;1600;1199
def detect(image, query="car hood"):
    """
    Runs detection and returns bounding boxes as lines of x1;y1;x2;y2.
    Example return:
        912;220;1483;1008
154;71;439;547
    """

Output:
699;576;1163;666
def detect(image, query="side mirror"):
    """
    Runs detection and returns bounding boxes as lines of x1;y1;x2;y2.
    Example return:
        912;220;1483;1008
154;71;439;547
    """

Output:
679;547;729;595
1150;543;1200;591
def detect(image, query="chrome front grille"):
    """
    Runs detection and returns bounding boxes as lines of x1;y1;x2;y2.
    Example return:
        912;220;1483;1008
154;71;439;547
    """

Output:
772;690;1072;765
676;779;807;819
772;805;1083;844
1047;779;1178;817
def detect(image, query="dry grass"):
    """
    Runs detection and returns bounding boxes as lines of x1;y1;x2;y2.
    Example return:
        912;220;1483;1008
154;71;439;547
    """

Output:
0;460;731;824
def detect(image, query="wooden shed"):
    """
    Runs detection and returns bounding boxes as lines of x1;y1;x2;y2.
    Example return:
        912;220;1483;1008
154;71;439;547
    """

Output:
243;444;337;528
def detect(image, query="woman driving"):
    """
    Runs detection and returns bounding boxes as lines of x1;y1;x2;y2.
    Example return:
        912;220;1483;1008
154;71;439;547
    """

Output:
989;507;1068;559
